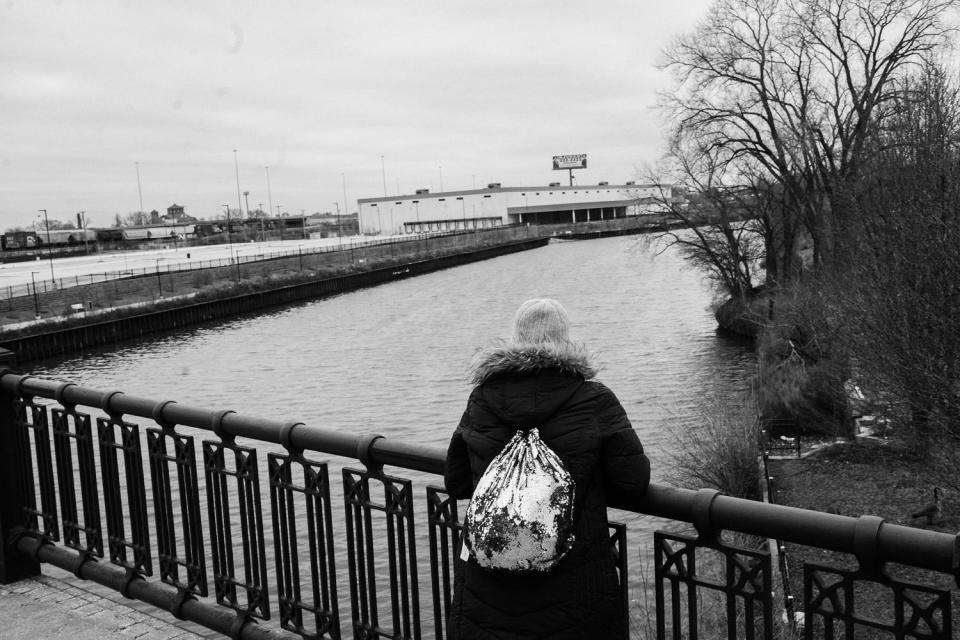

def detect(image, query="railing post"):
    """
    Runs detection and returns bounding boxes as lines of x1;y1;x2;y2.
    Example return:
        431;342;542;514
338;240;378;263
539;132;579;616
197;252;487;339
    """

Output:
0;348;39;583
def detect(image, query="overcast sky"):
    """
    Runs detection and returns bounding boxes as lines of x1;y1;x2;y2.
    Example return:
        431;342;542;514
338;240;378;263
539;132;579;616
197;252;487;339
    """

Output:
0;1;713;230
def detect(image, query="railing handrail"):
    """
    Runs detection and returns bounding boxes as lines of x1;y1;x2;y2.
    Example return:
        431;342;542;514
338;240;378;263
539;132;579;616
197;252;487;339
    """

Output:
4;370;957;584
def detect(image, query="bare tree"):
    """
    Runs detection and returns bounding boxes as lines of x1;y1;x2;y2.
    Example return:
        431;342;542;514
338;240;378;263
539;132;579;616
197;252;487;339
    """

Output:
660;0;957;271
834;61;960;457
645;135;769;306
119;211;151;226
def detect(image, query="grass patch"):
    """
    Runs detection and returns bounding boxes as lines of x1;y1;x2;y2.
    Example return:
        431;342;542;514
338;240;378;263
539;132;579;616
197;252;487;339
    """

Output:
664;391;761;501
768;440;959;636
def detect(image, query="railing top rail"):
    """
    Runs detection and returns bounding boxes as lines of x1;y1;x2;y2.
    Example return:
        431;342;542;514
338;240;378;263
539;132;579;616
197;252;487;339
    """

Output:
2;370;957;582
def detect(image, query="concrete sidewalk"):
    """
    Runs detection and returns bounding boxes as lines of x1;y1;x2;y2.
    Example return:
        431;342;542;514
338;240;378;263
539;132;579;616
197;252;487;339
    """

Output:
0;573;208;640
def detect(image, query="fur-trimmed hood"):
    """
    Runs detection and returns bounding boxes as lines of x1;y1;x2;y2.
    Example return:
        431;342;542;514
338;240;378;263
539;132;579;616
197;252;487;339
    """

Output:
469;339;598;387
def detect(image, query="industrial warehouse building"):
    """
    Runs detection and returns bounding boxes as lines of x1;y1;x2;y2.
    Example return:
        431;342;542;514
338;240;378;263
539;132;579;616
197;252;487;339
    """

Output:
357;183;674;235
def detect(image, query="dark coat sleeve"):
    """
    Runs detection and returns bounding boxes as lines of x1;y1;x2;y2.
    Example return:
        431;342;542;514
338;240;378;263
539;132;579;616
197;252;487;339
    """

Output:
595;385;650;510
444;404;474;499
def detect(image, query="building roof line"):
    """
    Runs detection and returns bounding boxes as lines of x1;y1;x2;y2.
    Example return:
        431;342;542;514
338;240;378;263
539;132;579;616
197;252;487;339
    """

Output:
358;183;666;204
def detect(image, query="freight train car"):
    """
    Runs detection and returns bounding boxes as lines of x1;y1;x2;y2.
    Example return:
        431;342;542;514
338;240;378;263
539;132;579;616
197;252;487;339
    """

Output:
0;228;97;249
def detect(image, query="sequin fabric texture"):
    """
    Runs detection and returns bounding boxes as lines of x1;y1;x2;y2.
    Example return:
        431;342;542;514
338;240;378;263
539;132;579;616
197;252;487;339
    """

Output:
464;428;575;572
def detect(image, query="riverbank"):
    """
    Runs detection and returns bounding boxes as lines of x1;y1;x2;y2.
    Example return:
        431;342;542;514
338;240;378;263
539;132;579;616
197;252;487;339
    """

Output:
0;235;548;362
766;439;959;631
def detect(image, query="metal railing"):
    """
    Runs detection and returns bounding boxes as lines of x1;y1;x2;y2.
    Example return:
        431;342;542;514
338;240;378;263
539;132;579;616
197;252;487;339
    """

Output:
0;228;527;302
761;418;803;458
0;363;957;639
1;235;381;301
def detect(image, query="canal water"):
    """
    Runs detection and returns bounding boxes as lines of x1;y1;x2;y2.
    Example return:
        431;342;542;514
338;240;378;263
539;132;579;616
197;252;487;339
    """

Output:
29;234;756;635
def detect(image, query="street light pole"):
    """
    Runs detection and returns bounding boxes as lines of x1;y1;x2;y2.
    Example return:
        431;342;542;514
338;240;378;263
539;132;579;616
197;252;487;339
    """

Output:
38;209;54;282
381;155;387;196
222;204;232;251
334;202;341;246
155;258;163;297
233;149;243;220
30;271;40;318
243;191;251;239
258;202;265;241
265;166;274;225
341;173;349;235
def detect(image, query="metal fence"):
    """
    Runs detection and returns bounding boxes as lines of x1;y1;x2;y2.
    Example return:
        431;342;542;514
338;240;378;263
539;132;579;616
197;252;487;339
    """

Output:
0;215;674;303
0;229;503;302
0;363;957;639
761;418;803;458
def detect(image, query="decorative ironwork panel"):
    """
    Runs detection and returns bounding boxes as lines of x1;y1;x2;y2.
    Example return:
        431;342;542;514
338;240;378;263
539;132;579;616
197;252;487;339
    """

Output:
14;398;59;540
97;416;152;575
655;531;773;640
51;408;104;557
343;468;420;640
147;427;208;596
269;452;340;640
426;486;460;640
608;521;629;639
803;563;953;639
204;440;270;620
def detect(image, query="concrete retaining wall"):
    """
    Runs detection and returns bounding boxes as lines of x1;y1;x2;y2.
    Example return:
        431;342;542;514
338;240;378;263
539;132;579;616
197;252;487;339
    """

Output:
1;238;548;363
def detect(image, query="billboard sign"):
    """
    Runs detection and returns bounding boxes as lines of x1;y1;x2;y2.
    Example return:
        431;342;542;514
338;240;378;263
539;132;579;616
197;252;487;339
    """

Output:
552;154;587;170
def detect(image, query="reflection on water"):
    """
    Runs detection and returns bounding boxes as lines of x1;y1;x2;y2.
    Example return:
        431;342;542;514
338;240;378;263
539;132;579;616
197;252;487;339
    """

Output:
30;235;756;636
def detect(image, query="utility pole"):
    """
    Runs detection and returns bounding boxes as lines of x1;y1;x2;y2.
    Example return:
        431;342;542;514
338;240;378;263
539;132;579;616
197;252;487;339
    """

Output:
135;162;144;215
222;204;232;252
38;209;54;282
78;211;88;254
265;166;274;224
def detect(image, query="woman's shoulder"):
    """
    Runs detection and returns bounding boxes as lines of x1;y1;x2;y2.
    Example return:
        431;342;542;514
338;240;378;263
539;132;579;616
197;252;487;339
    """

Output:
578;379;621;404
575;380;630;427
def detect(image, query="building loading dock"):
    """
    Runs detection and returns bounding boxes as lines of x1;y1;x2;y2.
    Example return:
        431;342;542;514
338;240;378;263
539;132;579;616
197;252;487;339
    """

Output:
357;183;673;235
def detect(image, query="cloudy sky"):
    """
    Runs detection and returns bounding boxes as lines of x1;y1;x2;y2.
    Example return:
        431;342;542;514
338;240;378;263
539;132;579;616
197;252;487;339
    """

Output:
0;1;713;231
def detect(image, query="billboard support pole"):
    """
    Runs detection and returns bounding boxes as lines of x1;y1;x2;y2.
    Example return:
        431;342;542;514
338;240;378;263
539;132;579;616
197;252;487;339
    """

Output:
553;154;586;187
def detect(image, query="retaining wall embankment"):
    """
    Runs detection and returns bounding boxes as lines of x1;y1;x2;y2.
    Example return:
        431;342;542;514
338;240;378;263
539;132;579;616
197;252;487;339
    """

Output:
1;238;547;363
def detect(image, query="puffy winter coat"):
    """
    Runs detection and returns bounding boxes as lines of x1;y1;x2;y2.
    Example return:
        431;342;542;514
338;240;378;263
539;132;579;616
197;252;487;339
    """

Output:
444;341;651;640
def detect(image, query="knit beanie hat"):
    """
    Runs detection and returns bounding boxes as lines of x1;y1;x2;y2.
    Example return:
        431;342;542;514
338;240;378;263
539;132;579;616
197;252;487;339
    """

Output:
511;298;570;345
